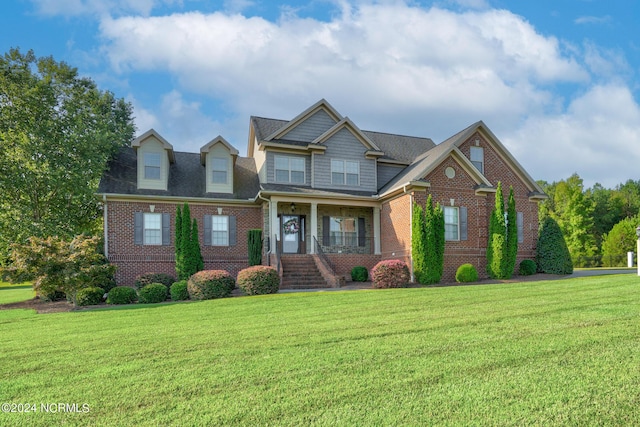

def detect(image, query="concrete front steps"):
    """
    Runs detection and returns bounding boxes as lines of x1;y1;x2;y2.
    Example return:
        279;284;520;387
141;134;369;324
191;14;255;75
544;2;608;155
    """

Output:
280;254;328;289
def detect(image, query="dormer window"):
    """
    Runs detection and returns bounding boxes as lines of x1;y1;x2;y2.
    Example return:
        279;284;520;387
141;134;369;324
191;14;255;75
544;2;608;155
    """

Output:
144;153;162;180
211;157;228;184
470;146;484;174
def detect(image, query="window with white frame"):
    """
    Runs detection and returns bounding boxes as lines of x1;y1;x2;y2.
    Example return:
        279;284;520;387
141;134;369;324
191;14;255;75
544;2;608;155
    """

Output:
143;213;162;245
331;160;359;185
444;207;459;241
144;153;162;180
211;157;228;184
470;146;484;174
211;215;229;246
329;217;358;246
275;156;305;184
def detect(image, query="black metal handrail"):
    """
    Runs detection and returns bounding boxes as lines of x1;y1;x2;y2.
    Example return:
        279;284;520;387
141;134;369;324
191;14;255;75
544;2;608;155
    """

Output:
274;234;282;275
313;236;336;276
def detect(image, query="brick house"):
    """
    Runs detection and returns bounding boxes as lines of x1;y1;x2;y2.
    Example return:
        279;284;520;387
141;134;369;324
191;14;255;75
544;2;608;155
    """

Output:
98;99;546;286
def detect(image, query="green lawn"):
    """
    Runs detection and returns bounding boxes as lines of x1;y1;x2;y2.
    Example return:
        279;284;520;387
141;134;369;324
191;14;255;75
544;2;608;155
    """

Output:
1;275;639;426
0;281;34;304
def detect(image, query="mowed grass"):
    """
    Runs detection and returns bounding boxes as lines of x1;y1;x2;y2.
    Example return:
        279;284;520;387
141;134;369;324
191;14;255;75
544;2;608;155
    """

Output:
1;275;640;426
0;281;34;304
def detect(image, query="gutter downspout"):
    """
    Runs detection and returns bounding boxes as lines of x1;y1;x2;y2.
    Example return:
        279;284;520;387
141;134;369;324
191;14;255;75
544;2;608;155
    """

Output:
102;194;109;259
257;192;272;265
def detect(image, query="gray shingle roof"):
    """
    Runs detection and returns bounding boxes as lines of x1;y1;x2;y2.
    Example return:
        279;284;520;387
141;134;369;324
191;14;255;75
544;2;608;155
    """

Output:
260;183;377;198
98;147;259;200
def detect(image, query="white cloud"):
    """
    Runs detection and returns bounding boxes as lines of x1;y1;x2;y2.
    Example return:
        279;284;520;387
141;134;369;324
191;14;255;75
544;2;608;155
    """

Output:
574;15;612;25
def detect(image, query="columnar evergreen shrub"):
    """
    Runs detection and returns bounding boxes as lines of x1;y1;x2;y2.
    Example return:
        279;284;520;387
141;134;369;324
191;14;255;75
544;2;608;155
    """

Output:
135;273;175;290
138;283;169;304
350;266;369;282
371;260;410;288
187;218;204;275
237;266;280;295
411;202;427;283
170;280;189;301
76;286;105;306
432;199;445;282
455;264;478;283
176;204;204;280
505;186;518;278
248;229;263;266
536;217;573;274
106;286;137;304
412;195;445;285
518;259;537;276
187;270;235;300
175;205;183;273
487;182;508;279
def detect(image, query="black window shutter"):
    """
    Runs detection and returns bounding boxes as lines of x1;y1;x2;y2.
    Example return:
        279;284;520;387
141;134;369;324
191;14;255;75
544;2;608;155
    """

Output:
229;216;237;246
134;212;143;245
322;216;330;246
517;212;524;243
162;213;170;246
459;207;468;241
358;217;366;247
203;215;212;246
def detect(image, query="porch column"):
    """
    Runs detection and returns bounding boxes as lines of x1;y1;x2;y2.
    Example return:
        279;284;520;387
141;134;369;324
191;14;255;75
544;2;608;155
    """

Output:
373;206;381;255
310;202;318;254
270;198;280;244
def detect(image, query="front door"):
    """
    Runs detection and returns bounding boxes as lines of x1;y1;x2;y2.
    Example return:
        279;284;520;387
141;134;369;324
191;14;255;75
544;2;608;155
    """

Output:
282;215;302;253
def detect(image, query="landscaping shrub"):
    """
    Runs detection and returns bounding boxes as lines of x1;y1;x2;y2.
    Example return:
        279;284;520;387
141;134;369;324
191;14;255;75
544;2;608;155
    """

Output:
519;259;537;276
170;280;189;301
455;264;479;283
371;260;410;289
237;266;280;295
135;273;175;290
248;229;263;266
138;283;168;304
106;286;137;305
350;266;369;282
187;270;235;300
76;287;105;306
536;217;573;274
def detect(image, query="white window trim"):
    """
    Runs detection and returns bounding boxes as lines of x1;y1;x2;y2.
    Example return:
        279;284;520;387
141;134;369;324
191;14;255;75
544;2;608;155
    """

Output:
274;155;305;184
143;152;162;180
470;146;484;174
331;159;360;186
211;156;228;184
143;212;162;245
211;215;229;246
444;206;460;241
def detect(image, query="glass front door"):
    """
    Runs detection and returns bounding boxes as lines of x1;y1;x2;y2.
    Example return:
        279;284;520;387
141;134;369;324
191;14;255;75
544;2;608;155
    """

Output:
282;215;300;253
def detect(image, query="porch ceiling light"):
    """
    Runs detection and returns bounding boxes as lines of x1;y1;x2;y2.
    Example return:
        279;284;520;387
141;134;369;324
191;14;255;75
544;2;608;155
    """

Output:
290;202;296;212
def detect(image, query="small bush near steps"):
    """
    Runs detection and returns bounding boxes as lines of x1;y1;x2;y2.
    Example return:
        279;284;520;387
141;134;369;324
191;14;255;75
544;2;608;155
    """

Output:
106;286;137;305
519;259;537;276
237;266;280;295
371;260;410;289
138;283;168;304
170;280;189;301
350;266;369;282
187;270;235;300
455;264;479;283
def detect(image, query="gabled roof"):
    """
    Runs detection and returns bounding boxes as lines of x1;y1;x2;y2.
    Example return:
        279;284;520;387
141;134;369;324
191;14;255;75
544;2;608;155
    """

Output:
379;121;545;198
311;117;382;154
264;99;343;141
200;135;239;165
131;129;175;163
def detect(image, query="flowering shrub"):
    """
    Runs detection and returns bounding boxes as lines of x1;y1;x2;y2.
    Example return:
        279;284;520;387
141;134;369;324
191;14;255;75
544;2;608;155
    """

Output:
76;287;105;306
350;266;369;282
107;286;137;305
135;273;175;290
187;270;235;300
237;266;280;295
518;259;537;276
138;283;168;304
170;280;189;301
455;264;479;283
371;260;410;288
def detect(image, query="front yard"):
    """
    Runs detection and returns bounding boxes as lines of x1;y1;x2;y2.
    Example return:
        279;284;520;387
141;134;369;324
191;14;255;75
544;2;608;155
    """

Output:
1;275;639;425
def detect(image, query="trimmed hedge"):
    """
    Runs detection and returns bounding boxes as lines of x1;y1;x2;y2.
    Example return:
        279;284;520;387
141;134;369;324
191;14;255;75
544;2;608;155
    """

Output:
455;264;479;283
350;266;368;282
170;280;189;301
187;270;235;300
135;273;175;290
138;283;168;304
106;286;137;305
519;259;537;276
76;287;105;306
371;260;410;289
237;266;280;295
536;217;573;274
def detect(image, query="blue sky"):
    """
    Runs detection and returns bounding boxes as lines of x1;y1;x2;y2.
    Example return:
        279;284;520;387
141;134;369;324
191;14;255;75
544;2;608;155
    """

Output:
2;0;639;188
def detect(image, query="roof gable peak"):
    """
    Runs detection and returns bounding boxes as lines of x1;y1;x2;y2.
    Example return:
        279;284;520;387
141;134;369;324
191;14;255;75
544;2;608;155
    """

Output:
264;99;344;141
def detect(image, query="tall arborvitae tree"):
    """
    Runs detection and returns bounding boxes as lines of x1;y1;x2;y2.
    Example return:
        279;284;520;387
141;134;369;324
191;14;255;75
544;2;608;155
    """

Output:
420;195;444;285
175;205;183;275
487;182;508;279
433;201;445;281
505;186;518;278
536;216;573;274
188;218;204;274
411;201;427;283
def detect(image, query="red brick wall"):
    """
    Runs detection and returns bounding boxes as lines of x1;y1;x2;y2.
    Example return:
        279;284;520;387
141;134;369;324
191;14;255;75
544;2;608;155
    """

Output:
326;254;382;281
380;193;413;269
105;200;263;285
